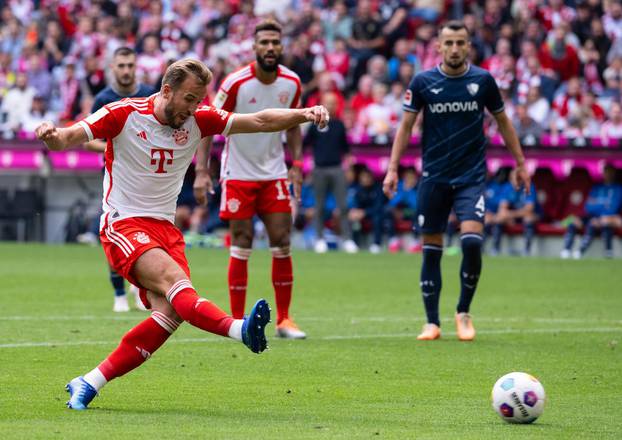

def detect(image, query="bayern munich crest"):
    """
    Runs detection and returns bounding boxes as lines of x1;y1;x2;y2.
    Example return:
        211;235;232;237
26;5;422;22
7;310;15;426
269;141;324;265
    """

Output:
133;232;151;244
172;128;189;145
278;91;290;105
227;198;241;213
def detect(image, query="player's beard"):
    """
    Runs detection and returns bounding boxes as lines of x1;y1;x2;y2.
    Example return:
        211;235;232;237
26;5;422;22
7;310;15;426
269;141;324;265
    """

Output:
164;102;184;129
446;55;467;70
256;53;281;72
116;73;135;88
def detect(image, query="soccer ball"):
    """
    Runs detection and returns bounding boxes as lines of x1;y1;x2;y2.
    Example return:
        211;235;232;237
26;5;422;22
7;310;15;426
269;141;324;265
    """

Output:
491;372;546;424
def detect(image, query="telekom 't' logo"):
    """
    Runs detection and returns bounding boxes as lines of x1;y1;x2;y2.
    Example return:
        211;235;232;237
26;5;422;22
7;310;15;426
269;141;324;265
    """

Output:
150;148;174;173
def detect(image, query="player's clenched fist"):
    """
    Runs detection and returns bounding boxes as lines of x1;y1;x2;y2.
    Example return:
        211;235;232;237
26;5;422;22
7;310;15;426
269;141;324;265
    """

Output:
35;121;58;142
303;105;329;129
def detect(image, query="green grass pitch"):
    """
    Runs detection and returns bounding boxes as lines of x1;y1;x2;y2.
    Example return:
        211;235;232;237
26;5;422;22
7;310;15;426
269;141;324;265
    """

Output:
0;243;621;439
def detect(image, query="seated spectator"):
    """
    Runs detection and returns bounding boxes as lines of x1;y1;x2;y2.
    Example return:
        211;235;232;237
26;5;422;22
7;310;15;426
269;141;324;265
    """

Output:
484;168;510;252
387;38;418;83
525;86;551;127
349;74;374;118
137;33;165;87
513;104;543;146
355;82;397;144
313;37;350;90
492;173;539;256
386;167;420;253
347;0;385;85
348;167;386;254
19;94;58;138
367;54;389;85
0;72;36;139
539;25;580;82
601;102;622;140
305;72;346;119
561;164;622;259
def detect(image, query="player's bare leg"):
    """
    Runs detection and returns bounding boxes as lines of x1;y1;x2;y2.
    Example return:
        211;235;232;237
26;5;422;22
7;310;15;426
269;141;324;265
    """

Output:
455;220;483;341
262;211;306;339
418;233;443;340
228;218;254;318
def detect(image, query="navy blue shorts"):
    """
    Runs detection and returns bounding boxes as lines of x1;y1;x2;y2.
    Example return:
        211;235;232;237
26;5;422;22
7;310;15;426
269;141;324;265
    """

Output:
416;181;486;234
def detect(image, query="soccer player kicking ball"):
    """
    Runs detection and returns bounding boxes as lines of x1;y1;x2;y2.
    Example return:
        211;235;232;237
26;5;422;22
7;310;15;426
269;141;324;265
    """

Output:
35;59;329;410
194;20;307;339
383;21;530;341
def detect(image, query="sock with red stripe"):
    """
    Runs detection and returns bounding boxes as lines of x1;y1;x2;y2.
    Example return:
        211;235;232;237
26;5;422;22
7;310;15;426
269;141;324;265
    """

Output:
167;280;235;337
86;312;179;388
228;246;251;319
271;247;293;325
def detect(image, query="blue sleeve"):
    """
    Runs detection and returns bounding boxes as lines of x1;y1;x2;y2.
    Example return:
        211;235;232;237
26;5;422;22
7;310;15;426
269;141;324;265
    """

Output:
484;73;504;114
584;187;600;216
499;183;515;204
403;74;424;113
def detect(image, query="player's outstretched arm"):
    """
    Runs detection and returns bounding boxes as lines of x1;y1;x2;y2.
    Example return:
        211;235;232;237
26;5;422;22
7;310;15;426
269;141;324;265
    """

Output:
35;121;89;151
228;106;329;135
383;110;417;198
493;111;530;195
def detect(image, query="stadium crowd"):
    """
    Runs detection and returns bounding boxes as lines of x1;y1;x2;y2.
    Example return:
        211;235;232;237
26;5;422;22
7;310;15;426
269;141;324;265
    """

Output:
1;0;621;256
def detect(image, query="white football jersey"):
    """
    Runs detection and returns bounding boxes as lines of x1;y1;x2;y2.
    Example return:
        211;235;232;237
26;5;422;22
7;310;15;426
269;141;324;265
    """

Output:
213;62;301;181
78;96;233;228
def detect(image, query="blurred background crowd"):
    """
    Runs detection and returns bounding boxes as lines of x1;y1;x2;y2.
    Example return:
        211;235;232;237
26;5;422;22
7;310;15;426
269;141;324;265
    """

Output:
0;0;621;256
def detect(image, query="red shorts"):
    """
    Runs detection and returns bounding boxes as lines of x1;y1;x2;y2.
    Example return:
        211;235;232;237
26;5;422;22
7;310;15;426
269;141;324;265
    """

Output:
220;179;292;220
100;217;190;308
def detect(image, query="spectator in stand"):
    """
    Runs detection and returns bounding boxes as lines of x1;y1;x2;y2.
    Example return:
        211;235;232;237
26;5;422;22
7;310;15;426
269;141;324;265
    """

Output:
347;0;385;85
313;37;350;90
572;2;595;44
348;166;386;254
356;82;397;144
305;92;358;254
1;72;36;139
58;59;82;123
410;0;445;24
525;86;551;128
26;52;53;103
1;17;24;62
137;33;165;87
550;76;583;135
484;168;511;253
513;103;543;146
305;71;346;118
601;102;622;140
384;81;405;120
367;54;389;85
83;55;106;98
386;167;420;254
579;39;605;94
321;1;353;49
349;74;374;118
397;60;416;89
539;25;581;82
481;38;513;80
387;38;418;83
538;0;576;31
561;164;622;259
591;17;611;63
380;0;410;48
19;94;58;139
603;0;622;42
40;20;70;69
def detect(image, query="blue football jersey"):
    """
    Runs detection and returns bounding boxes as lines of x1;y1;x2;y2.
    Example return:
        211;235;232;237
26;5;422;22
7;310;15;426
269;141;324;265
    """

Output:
403;64;504;185
91;84;154;113
585;184;622;216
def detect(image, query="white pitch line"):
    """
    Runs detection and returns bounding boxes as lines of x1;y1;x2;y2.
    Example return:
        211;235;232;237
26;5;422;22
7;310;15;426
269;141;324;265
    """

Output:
1;315;621;325
0;327;620;349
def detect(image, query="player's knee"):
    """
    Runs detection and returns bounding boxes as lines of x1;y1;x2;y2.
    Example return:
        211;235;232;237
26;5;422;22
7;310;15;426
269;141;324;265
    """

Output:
461;234;483;253
231;230;253;248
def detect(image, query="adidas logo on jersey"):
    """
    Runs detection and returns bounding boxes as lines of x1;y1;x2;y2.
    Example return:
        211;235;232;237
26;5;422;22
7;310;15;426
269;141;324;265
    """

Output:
136;131;147;141
428;101;478;113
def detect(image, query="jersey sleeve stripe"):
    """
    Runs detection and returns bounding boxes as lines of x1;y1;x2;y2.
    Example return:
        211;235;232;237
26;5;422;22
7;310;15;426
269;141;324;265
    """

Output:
490;105;505;114
222;114;235;136
78;121;94;141
220;66;252;92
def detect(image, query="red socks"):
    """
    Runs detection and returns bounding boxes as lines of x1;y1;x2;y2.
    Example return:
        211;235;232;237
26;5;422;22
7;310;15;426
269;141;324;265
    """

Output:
271;248;293;325
228;247;251;319
98;312;178;381
167;280;234;337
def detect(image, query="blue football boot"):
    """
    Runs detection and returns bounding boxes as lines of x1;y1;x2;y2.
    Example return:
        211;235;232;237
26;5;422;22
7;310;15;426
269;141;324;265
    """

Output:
65;376;97;410
242;299;271;354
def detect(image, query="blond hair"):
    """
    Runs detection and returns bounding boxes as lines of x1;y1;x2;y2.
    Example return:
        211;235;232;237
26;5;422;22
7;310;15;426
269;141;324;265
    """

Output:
161;59;213;90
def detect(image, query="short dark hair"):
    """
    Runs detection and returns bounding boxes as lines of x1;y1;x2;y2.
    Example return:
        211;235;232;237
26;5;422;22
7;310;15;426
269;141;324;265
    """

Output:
254;19;282;36
439;20;469;36
161;58;212;91
113;46;136;58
